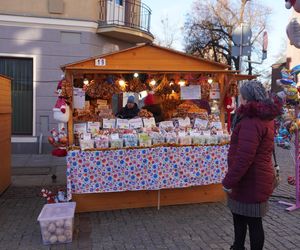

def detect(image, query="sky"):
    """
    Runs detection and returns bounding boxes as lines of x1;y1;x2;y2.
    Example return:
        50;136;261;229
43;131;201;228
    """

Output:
142;0;291;73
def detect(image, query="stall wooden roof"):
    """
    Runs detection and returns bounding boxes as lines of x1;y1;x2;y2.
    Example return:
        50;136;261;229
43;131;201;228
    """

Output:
61;43;234;73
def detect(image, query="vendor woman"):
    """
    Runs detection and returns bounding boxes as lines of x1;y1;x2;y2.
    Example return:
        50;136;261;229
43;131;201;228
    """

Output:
117;96;140;119
142;93;163;123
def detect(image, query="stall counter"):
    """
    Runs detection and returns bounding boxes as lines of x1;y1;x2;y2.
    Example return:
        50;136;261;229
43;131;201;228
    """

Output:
67;144;229;212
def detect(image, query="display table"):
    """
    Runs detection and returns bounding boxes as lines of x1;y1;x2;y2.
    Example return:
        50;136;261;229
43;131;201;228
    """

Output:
67;144;229;212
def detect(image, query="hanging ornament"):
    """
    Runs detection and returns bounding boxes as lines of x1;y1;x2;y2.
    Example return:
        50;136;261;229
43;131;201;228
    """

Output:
285;0;300;13
286;18;300;49
276;68;299;105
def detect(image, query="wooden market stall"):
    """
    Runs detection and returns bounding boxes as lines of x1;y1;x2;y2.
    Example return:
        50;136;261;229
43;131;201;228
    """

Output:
0;75;12;194
61;44;256;212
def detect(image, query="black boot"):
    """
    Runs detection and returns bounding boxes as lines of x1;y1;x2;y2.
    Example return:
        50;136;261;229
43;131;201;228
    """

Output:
230;246;246;250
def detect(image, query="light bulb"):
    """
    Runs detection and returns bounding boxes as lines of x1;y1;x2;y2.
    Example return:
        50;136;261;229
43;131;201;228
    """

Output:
178;79;186;86
118;79;126;87
133;73;139;78
150;79;156;86
83;78;89;85
169;81;174;86
208;78;213;84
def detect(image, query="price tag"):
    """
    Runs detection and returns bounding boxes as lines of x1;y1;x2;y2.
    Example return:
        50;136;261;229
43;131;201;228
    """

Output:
87;122;100;134
73;88;85;109
129;118;143;129
103;119;116;129
116;118;129;129
203;130;211;136
159;121;174;129
178;117;191;127
74;123;87;134
110;133;120;140
143;117;156;128
178;131;186;137
216;131;224;135
83;133;91;140
210;82;220;100
190;131;201;137
211;121;222;130
194;118;208;129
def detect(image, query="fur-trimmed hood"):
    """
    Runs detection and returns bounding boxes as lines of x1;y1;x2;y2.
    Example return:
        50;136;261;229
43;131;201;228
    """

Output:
237;100;282;120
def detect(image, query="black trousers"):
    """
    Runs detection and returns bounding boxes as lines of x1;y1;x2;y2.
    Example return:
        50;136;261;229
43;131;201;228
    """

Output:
232;213;264;250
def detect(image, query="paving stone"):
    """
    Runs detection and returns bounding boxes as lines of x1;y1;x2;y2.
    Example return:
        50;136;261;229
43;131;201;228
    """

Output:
2;149;300;250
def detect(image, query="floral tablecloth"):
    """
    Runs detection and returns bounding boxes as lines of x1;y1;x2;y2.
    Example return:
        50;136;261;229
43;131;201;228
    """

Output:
67;145;229;200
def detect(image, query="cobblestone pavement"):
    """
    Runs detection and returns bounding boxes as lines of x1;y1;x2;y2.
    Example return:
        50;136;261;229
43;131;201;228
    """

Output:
0;147;300;250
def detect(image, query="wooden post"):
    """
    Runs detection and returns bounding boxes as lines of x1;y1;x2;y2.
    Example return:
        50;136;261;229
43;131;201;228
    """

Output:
0;75;12;194
66;70;74;146
218;73;226;128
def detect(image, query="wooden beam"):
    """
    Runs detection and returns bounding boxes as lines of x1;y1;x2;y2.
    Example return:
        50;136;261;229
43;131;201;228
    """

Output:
65;71;74;146
72;184;225;213
63;69;239;74
0;76;11;194
218;73;225;128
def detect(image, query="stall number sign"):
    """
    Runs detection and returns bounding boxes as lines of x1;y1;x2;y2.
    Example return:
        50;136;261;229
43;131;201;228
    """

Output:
95;58;106;66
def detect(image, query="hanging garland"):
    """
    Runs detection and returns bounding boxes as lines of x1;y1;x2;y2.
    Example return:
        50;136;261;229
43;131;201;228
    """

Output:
125;76;149;93
60;79;73;105
85;78;121;100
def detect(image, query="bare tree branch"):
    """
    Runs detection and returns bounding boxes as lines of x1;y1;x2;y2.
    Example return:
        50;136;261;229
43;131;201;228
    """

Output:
183;0;271;72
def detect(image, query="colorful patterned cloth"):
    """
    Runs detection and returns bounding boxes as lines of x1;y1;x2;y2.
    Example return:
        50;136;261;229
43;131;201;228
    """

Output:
67;145;229;200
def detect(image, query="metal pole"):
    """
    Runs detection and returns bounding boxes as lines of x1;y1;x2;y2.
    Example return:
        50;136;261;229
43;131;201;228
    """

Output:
239;23;243;73
295;105;300;208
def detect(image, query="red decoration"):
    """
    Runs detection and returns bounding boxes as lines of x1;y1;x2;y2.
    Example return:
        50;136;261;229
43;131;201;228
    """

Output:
40;188;56;204
224;96;236;132
48;128;68;157
224;80;238;133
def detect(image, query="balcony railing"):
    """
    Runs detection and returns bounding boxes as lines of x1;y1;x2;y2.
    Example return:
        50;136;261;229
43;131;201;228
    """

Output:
99;0;152;34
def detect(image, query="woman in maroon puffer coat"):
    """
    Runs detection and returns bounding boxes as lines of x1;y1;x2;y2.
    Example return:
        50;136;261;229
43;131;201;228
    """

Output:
222;80;282;250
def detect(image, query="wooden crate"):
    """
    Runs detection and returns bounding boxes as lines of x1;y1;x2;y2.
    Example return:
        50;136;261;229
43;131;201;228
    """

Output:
0;75;12;194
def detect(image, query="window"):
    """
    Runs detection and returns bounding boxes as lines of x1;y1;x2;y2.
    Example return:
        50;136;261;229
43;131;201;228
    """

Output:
0;57;33;135
115;0;123;6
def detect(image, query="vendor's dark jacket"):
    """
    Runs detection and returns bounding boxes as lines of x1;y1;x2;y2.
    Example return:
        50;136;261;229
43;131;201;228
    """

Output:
222;100;281;203
117;103;140;119
143;104;163;123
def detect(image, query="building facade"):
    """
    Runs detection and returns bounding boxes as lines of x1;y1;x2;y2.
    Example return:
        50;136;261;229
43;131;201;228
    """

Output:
0;0;153;153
